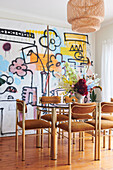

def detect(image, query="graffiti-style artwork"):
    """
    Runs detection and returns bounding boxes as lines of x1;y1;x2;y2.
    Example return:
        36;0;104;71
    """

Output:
39;29;61;51
0;19;94;135
22;86;37;106
0;28;34;38
0;74;14;85
61;33;89;68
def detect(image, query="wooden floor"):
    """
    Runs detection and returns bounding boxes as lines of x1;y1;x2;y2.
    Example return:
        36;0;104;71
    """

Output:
0;133;113;170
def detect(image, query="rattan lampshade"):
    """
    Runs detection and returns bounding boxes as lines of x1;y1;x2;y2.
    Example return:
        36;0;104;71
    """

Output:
67;0;105;33
72;17;100;33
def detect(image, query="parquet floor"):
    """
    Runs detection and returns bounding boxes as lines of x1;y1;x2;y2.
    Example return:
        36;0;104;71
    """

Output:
0;133;113;170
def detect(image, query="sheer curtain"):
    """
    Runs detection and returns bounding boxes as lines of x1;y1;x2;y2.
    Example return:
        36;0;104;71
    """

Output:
101;39;113;102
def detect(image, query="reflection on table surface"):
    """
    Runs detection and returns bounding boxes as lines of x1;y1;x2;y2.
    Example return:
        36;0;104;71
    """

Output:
37;103;69;108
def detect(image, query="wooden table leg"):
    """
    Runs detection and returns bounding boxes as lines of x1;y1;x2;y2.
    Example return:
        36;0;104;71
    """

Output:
51;107;57;160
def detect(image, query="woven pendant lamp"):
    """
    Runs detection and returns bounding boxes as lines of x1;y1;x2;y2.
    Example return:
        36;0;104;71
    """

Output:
72;17;100;33
67;0;105;33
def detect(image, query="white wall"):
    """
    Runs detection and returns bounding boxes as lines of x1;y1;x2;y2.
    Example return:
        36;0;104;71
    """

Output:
95;23;113;100
95;23;113;77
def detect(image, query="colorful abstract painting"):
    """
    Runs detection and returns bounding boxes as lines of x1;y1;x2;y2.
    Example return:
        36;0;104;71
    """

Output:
0;19;93;134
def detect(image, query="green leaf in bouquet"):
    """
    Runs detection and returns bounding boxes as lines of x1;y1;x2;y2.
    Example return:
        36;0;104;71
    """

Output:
90;90;97;102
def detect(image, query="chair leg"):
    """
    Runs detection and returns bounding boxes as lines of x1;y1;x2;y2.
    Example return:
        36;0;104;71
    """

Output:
79;132;83;151
58;123;61;139
58;109;61;139
36;129;41;148
36;106;41;148
15;125;18;152
98;127;101;160
103;130;106;148
48;127;51;148
22;127;25;161
68;132;71;165
108;130;111;150
94;130;97;160
41;129;43;149
62;129;64;139
73;120;76;144
82;132;84;151
92;130;95;143
98;102;101;160
15;109;18;152
73;133;76;144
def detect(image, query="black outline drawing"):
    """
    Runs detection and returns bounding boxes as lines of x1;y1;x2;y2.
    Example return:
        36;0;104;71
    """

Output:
0;28;38;106
0;74;14;85
46;53;65;77
0;28;35;39
22;86;37;106
21;44;45;72
39;29;61;51
64;32;91;71
9;57;28;78
0;86;17;94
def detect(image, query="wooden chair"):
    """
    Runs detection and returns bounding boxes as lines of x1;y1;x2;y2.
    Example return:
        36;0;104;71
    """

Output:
87;102;113;160
59;96;78;140
15;99;51;161
101;98;113;121
63;96;94;144
100;102;113;151
40;96;69;146
40;96;69;122
63;96;93;120
57;102;98;165
63;96;78;103
101;99;113;148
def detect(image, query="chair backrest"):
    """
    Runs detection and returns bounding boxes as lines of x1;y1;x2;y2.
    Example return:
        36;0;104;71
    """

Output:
63;96;78;103
71;102;96;114
101;102;113;113
39;96;61;104
16;99;27;113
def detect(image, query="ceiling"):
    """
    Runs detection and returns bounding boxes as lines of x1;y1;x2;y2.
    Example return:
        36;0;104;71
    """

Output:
0;0;113;28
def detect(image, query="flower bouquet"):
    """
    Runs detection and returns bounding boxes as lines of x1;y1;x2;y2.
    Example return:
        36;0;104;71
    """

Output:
58;62;102;103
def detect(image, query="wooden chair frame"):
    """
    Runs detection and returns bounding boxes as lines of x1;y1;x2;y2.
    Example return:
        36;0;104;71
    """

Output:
98;102;113;160
40;96;69;144
58;102;98;165
16;99;51;161
101;98;113;148
39;96;61;148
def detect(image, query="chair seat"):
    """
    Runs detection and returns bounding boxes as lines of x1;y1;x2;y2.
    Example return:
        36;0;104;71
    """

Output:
41;114;69;122
86;119;113;129
101;115;113;121
57;122;94;132
64;113;92;120
18;119;51;130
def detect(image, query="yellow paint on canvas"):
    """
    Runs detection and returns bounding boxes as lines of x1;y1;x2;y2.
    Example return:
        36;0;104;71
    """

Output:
26;29;55;37
26;30;44;35
65;33;87;42
61;33;87;63
30;53;61;73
